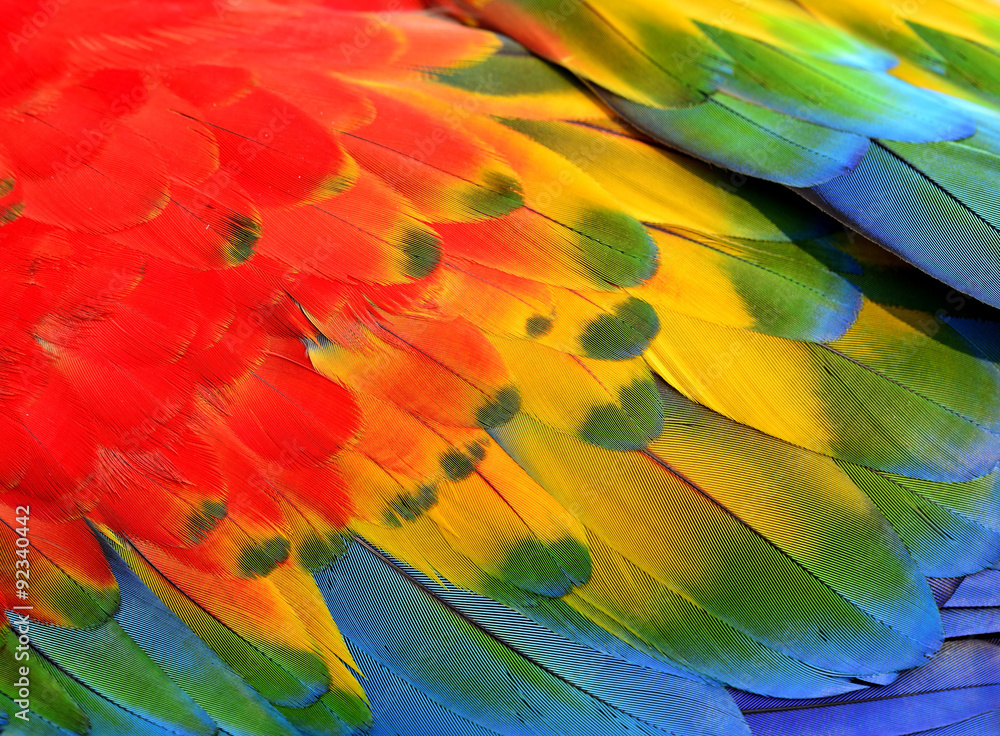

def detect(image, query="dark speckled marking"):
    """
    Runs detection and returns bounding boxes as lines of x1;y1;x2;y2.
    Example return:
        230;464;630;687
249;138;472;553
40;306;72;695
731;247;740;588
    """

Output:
467;440;487;462
526;315;553;338
476;387;521;428
186;500;227;544
441;450;476;481
462;171;524;218
225;213;261;263
579;297;659;360
401;229;441;279
385;483;439;526
238;536;290;578
297;532;349;572
578;378;662;450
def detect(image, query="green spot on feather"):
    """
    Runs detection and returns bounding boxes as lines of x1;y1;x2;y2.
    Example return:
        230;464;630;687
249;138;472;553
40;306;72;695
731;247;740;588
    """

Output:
203;500;227;519
224;213;260;264
573;209;658;288
388;484;439;523
297;532;349;572
382;509;403;528
579;297;659;360
1;201;24;224
467;440;487;462
526;314;553;337
186;500;227;544
436;41;580;97
476;387;521;428
238;536;290;578
461;170;524;218
494;535;592;596
401;229;441;279
441;451;477;481
578;378;662;450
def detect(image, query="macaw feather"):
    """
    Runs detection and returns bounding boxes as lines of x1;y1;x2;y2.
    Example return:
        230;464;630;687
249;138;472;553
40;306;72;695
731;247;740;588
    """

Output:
1;1;1000;735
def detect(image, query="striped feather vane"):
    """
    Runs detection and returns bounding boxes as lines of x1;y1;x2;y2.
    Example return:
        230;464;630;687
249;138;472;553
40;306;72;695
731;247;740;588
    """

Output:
1;0;1000;734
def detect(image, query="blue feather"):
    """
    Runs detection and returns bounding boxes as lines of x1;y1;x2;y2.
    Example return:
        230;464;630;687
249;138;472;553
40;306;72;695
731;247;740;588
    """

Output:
317;539;750;736
944;568;1000;609
734;640;1000;736
104;541;303;736
941;607;1000;637
801;141;1000;309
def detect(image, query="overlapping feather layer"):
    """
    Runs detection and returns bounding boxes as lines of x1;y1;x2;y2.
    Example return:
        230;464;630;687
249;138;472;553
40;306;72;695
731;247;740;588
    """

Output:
0;1;999;735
